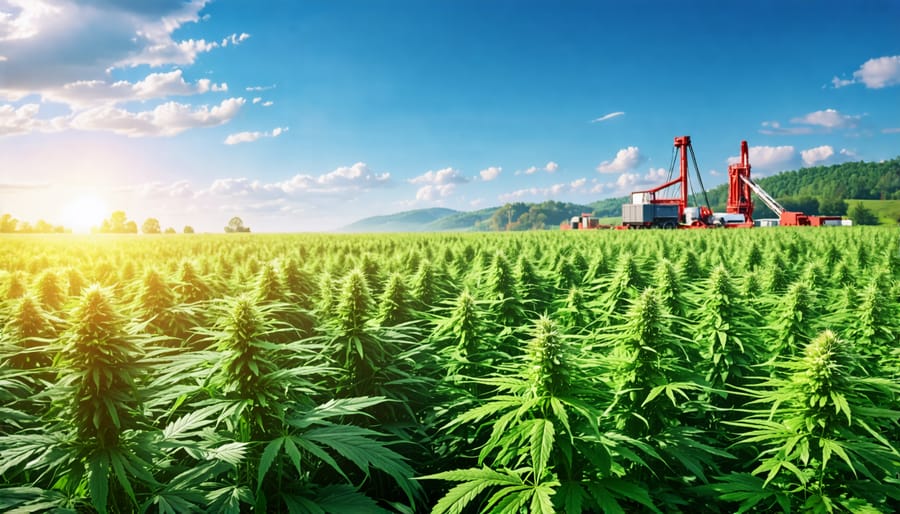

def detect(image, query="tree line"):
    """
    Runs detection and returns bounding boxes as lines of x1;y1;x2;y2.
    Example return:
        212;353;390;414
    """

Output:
0;211;252;234
0;214;68;234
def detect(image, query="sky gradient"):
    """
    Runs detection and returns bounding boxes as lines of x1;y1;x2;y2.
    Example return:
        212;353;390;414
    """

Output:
1;0;899;232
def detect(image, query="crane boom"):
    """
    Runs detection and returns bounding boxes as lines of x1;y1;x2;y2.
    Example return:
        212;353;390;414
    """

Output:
739;175;784;216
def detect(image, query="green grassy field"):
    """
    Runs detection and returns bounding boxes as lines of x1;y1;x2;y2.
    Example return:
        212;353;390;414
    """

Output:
850;199;900;225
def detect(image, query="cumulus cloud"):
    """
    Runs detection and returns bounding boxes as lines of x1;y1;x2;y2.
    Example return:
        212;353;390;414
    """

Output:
591;111;624;123
409;167;468;185
605;167;669;194
0;1;249;92
0;0;59;42
790;109;860;129
415;184;456;201
759;120;812;136
197;162;391;199
519;161;559;175
40;69;227;107
246;85;276;92
0;1;253;138
833;55;900;89
479;166;502;181
498;178;588;202
728;145;796;172
224;126;288;145
0;103;45;136
70;97;245;137
760;109;861;135
597;146;643;173
800;145;834;166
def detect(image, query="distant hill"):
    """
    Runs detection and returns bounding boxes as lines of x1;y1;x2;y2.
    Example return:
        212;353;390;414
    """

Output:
340;158;900;232
340;208;459;232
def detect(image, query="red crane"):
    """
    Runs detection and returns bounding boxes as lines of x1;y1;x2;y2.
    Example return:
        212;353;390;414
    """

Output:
621;136;715;228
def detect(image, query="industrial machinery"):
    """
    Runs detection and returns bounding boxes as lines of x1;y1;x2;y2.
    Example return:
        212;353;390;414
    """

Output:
564;136;846;229
724;140;843;227
561;213;602;230
621;136;719;228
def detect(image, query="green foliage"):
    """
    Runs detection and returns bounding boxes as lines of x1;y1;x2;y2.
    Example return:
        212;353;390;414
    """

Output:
718;330;900;513
0;227;898;513
849;202;879;226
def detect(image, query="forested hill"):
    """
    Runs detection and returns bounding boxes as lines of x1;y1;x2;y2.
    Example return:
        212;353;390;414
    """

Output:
344;158;900;231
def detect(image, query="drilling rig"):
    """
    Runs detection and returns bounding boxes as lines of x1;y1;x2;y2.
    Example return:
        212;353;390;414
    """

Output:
725;140;843;227
565;136;847;229
621;135;721;228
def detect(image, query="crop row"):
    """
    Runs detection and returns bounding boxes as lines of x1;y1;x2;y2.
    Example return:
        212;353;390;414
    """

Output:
0;227;898;513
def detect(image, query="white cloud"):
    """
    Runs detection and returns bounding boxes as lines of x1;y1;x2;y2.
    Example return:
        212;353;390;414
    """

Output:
800;145;834;166
0;0;250;130
246;85;276;92
479;166;502;181
728;145;796;172
831;77;853;88
882;127;900;134
0;103;44;136
224;126;288;145
760;109;861;136
790;109;860;129
41;69;227;107
409;167;468;185
71;97;245;137
759;119;813;135
498;179;587;202
591;111;624;123
416;184;456;201
252;97;262;104
519;161;558;175
261;101;273;107
221;33;250;46
0;0;59;42
597;146;643;173
198;162;391;199
602;167;670;195
834;55;900;89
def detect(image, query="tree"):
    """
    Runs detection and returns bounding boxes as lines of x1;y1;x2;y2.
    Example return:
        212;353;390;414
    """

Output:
225;216;250;233
0;214;18;233
124;220;138;233
183;225;195;234
848;202;879;225
109;211;128;233
142;218;161;234
818;197;848;216
164;227;176;234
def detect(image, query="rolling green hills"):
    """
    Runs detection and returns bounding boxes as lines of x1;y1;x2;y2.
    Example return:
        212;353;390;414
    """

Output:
343;158;900;231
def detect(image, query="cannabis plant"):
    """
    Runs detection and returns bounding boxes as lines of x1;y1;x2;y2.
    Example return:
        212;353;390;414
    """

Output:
716;330;900;513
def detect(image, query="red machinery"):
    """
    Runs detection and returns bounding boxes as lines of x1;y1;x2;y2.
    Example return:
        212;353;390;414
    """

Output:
621;136;717;228
565;136;846;229
726;140;842;226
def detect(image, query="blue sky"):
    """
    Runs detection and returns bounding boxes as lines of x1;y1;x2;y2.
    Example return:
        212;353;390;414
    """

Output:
1;0;898;232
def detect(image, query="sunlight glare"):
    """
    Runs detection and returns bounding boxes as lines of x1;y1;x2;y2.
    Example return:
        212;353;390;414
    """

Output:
61;194;108;233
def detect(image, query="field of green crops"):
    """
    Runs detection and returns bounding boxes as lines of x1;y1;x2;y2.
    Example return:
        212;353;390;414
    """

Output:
1;227;898;514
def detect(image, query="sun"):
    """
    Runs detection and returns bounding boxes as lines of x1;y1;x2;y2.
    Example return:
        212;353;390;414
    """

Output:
61;194;109;233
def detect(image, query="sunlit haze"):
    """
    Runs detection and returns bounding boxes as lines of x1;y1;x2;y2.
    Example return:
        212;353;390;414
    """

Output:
60;194;108;233
1;0;899;232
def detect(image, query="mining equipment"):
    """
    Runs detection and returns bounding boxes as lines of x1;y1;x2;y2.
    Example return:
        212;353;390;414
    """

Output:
565;136;845;229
